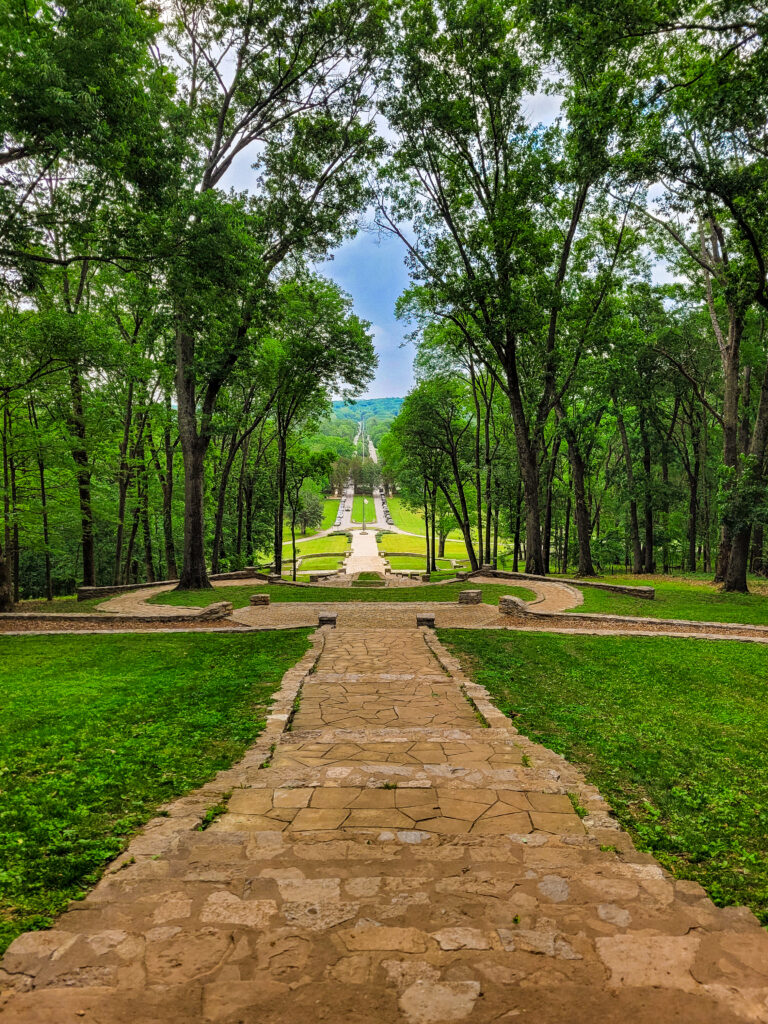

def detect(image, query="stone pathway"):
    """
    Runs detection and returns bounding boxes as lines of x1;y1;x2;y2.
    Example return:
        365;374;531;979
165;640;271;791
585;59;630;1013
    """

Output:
345;531;389;576
472;577;583;614
3;626;768;1023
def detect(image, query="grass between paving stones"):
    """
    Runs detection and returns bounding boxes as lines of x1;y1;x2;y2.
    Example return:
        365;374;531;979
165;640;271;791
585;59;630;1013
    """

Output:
149;582;537;607
440;629;768;923
0;630;311;954
573;575;768;625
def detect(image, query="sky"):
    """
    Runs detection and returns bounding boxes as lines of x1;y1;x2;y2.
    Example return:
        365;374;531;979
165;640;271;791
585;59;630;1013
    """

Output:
319;230;413;399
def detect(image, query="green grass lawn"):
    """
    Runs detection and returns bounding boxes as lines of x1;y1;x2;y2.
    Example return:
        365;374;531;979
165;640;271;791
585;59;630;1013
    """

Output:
378;533;468;559
321;499;340;529
297;556;344;570
150;582;536;607
387;555;454;570
350;495;375;523
384;497;425;533
440;629;768;924
290;534;349;555
573;576;768;625
0;630;310;954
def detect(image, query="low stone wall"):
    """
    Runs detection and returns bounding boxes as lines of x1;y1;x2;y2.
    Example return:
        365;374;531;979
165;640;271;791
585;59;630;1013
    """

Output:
469;568;655;599
210;568;270;581
78;569;269;600
1;601;234;626
497;595;768;638
78;580;170;601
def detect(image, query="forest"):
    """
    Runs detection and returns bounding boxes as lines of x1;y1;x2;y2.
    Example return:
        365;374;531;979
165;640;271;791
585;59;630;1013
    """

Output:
2;0;767;609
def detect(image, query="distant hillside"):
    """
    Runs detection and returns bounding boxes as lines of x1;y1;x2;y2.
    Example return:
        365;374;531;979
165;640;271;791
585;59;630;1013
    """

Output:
332;397;403;420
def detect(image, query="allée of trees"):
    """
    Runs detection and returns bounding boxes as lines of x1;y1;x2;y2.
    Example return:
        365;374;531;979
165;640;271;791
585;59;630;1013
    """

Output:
1;0;767;609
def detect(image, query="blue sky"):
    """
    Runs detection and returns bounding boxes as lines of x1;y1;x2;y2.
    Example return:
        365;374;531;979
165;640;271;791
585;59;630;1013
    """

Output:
320;231;413;399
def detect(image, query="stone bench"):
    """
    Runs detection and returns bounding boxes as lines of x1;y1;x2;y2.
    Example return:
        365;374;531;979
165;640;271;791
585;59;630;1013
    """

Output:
249;594;270;606
458;589;482;605
416;613;435;628
318;613;337;627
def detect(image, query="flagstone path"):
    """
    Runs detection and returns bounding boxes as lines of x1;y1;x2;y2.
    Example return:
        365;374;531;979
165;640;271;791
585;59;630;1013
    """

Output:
3;626;768;1024
344;529;389;576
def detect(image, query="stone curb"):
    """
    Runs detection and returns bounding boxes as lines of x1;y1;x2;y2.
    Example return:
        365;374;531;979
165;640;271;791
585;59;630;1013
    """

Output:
497;595;768;638
423;631;651;850
466;568;655;599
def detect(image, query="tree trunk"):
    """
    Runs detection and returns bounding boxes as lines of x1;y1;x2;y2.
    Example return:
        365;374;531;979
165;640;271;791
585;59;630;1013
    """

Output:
114;380;134;584
724;359;768;592
724;526;750;593
557;407;594;576
162;418;178;579
614;400;642;574
701;412;712;574
542;438;560;574
175;330;213;590
445;449;479;570
7;407;19;603
29;404;53;601
640;415;654;574
504;374;545;573
492;501;499;569
138;441;155;583
687;473;699;574
430;488;437;572
68;367;95;586
123;504;140;583
423;483;431;574
469;360;484;563
715;335;742;580
236;438;249;557
1;400;13;610
512;478;522;572
212;431;239;574
273;432;287;574
562;493;571;574
291;510;298;582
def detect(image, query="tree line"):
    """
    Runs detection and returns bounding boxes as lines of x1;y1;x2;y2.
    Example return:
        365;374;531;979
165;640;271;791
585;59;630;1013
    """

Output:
1;0;766;608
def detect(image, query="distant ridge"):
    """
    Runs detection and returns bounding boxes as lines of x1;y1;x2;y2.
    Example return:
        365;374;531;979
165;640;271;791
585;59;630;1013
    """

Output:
332;397;403;419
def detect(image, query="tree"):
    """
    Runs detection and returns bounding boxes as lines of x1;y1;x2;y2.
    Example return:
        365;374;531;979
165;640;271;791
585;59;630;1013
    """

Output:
164;0;387;588
284;449;334;580
264;278;376;573
379;0;625;572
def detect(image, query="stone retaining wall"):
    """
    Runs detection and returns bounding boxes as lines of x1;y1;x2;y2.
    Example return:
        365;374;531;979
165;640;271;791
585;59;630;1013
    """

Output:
497;595;768;638
78;569;270;600
468;568;654;599
1;601;234;625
